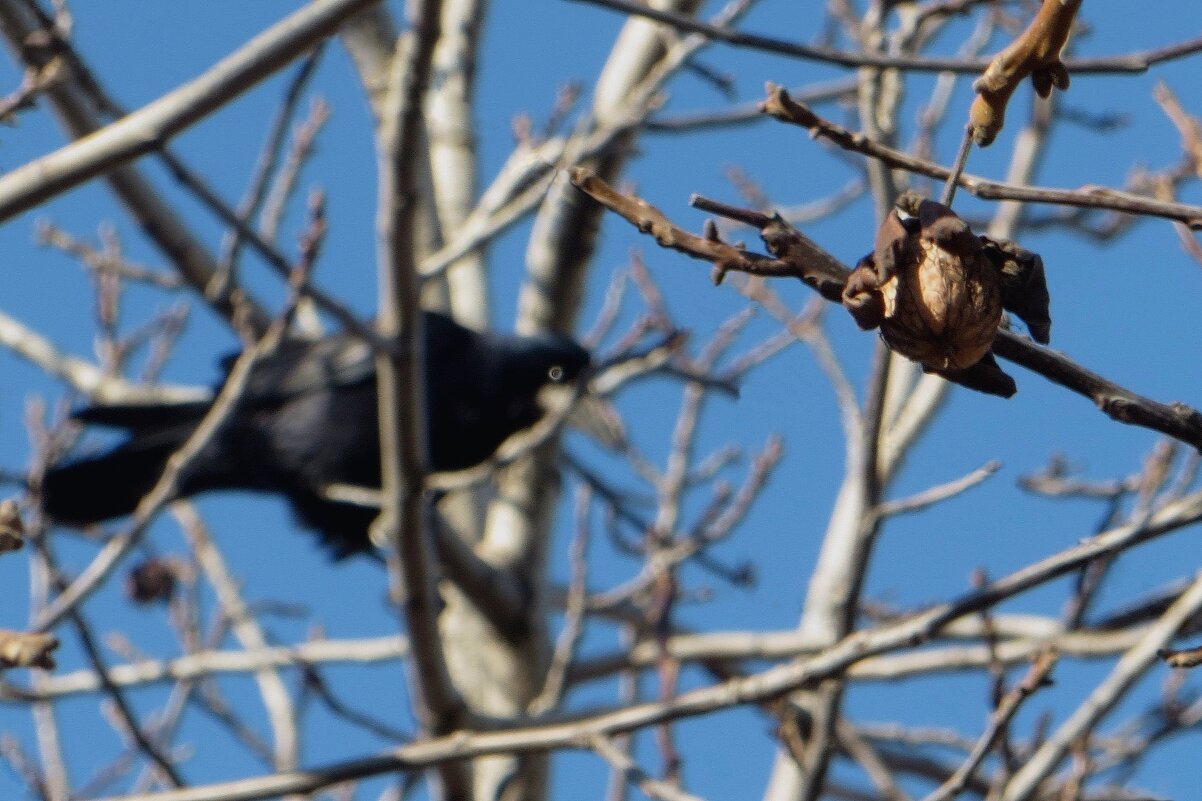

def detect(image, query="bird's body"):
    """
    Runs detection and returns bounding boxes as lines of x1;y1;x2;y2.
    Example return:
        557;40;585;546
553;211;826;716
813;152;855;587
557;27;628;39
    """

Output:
42;312;590;558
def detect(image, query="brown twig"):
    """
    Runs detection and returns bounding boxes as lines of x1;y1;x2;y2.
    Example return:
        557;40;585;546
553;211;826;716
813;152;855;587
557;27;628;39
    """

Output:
1159;643;1202;668
759;84;1202;229
567;0;1202;76
941;127;974;206
571;168;1202;450
217;50;325;281
919;650;1058;801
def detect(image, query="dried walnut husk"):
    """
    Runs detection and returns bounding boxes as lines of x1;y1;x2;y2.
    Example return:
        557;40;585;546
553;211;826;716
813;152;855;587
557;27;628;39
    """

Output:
843;194;1004;371
842;193;1051;397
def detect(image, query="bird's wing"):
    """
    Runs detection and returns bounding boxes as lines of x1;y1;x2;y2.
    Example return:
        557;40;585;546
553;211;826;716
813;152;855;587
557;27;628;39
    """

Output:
214;334;376;407
73;400;213;431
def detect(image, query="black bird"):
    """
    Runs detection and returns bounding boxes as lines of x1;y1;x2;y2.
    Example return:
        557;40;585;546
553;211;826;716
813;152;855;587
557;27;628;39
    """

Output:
42;312;591;558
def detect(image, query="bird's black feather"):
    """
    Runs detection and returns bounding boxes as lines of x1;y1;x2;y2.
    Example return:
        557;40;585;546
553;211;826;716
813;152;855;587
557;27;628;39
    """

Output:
42;312;590;558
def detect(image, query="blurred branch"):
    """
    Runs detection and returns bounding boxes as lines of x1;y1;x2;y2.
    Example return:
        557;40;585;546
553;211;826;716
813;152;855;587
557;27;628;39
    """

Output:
33;242;319;634
645;77;856;133
0;0;378;222
0;310;207;405
920;650;1057;801
589;734;706;801
218;51;324;283
173;504;299;773
88;485;1202;801
372;6;470;801
1001;571;1202;801
426;0;489;328
57;587;183;788
875;460;1001;518
0;636;408;703
0;0;271;330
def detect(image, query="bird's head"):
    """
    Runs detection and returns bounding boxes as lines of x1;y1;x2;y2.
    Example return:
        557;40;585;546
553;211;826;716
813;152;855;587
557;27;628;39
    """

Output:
495;333;592;427
510;333;591;391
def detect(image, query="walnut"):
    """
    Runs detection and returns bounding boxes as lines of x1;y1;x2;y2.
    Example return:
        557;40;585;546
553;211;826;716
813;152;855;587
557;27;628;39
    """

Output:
843;192;1051;397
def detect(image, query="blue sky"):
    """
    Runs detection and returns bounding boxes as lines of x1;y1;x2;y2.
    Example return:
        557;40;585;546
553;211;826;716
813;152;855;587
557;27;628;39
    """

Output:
2;2;1202;799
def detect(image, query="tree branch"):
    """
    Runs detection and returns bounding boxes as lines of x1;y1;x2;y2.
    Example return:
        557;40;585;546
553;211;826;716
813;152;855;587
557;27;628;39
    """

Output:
0;0;381;224
571;169;1202;450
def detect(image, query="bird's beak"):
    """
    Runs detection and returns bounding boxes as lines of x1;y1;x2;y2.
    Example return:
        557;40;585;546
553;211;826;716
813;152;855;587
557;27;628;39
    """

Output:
565;393;626;450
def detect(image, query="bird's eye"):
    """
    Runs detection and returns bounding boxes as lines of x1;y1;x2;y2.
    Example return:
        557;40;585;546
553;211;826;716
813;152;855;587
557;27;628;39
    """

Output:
547;365;565;382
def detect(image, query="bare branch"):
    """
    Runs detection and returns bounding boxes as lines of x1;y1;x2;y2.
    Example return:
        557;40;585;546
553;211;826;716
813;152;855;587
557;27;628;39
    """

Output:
1002;571;1202;801
919;650;1057;801
568;0;1202;75
573;170;1202;450
760;85;1202;229
875;461;1001;518
0;0;380;224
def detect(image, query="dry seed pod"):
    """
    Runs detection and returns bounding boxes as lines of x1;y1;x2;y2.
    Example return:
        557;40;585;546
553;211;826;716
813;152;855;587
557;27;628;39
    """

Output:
125;558;178;605
0;499;24;553
0;630;59;670
985;238;1052;345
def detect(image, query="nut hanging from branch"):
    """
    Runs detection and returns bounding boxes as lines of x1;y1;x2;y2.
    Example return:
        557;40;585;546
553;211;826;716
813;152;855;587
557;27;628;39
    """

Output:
969;0;1083;146
842;192;1052;397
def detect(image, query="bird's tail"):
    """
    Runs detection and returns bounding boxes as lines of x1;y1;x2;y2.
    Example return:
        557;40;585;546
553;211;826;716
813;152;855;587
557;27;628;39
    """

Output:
41;436;186;525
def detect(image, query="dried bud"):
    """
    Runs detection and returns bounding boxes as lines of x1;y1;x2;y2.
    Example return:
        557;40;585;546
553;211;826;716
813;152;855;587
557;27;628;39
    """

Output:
1160;646;1202;669
0;500;24;554
125;558;177;605
0;630;59;670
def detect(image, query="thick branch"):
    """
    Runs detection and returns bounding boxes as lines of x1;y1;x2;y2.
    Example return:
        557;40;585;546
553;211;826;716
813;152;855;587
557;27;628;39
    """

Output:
0;0;380;223
373;6;471;801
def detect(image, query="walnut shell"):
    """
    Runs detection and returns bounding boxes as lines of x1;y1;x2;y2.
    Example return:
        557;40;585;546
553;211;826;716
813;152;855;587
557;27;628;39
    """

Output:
878;236;1003;370
843;197;1004;372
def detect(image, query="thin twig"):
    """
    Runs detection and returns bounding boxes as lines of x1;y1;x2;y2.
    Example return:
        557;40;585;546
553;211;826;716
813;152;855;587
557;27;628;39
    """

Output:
760;85;1202;229
568;0;1202;75
919;650;1057;801
590;734;706;801
941;127;974;206
876;461;1001;518
34;241;320;633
